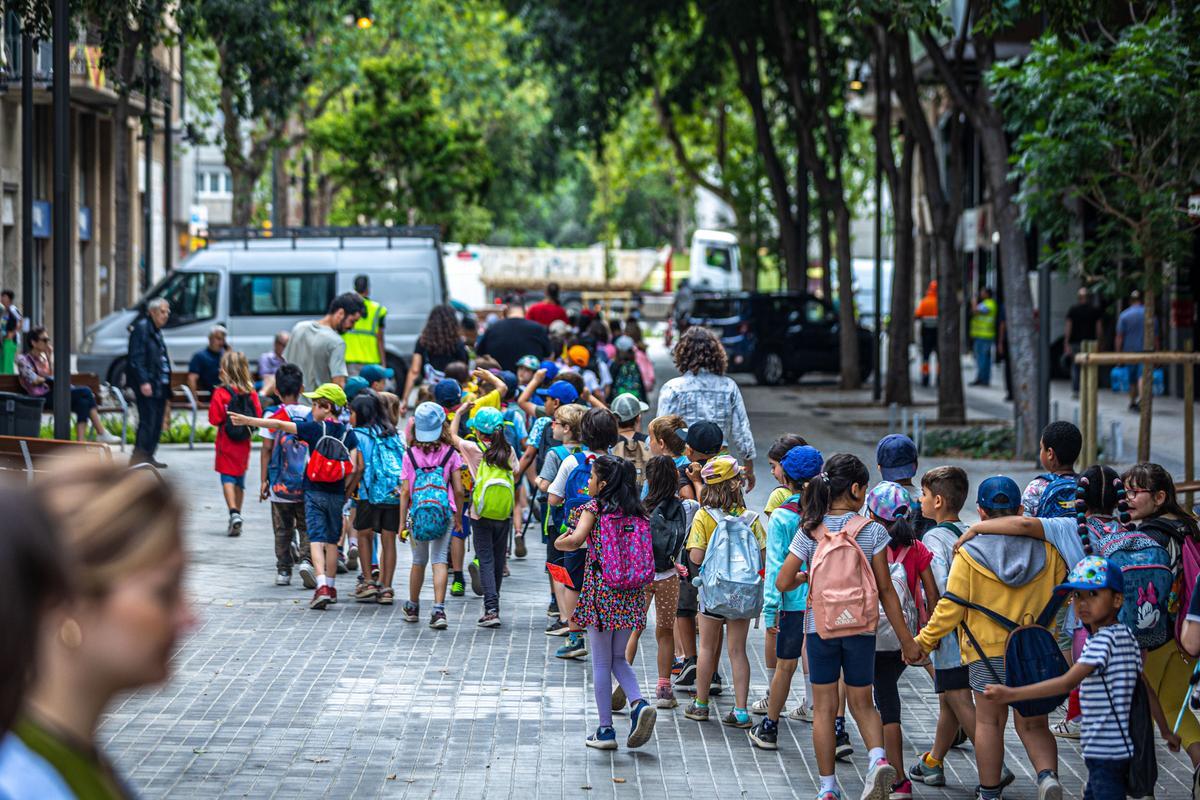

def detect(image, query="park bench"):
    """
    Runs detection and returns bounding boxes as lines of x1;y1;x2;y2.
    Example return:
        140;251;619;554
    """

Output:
168;371;211;449
0;372;129;450
0;433;113;483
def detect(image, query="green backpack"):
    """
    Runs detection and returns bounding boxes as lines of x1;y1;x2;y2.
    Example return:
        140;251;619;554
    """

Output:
472;460;515;521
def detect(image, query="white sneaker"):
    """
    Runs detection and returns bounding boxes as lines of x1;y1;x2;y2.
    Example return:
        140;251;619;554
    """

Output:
861;759;897;800
1050;717;1080;739
298;561;317;589
227;513;243;537
275;571;291;586
96;429;121;444
1037;772;1063;800
750;696;771;715
788;703;814;723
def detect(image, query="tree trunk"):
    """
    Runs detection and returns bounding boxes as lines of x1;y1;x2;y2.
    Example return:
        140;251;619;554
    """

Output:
790;163;809;291
819;205;833;301
885;130;916;406
832;203;862;388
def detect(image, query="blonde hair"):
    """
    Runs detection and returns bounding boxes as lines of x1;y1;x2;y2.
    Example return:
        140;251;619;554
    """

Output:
554;403;585;441
699;479;745;512
377;391;401;426
37;460;184;597
220;350;254;394
648;414;686;456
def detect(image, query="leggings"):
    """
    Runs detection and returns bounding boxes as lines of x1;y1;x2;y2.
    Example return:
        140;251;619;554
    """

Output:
589;627;643;727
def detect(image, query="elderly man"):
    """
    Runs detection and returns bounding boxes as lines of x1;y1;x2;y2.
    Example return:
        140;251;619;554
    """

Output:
127;298;172;467
188;324;229;396
284;292;366;393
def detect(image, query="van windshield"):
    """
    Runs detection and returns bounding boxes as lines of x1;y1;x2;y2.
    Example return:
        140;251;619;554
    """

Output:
151;271;220;328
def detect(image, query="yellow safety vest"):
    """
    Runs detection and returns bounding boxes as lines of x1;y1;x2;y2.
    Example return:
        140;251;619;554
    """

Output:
969;298;997;341
344;297;386;364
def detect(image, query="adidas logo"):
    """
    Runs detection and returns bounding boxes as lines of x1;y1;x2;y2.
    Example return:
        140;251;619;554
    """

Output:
833;608;857;627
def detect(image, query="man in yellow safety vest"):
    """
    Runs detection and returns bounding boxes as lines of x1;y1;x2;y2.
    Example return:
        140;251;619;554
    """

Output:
969;287;997;387
343;274;389;376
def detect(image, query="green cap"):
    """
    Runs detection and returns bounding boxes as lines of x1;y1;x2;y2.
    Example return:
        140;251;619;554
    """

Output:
302;382;347;408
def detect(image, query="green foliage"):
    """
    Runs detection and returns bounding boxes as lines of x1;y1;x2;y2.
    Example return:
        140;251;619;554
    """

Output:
924;425;1015;460
41;415;222;445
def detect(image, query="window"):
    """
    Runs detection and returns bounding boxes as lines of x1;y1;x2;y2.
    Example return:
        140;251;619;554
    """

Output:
154;271;220;328
705;245;733;271
230;273;335;317
196;167;233;198
805;299;833;325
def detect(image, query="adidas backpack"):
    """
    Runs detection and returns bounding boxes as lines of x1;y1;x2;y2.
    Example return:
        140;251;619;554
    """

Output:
809;516;879;638
594;510;654;590
694;508;763;619
360;429;405;506
1034;473;1078;518
407;448;455;541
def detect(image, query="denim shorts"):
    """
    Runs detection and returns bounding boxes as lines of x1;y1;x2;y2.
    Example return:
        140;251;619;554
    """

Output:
805;632;877;687
410;531;452;566
305;490;345;544
775;610;806;660
219;473;246;489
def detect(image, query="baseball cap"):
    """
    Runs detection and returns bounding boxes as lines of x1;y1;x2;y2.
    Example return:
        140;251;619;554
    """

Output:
684;421;723;455
614;335;635;353
497;370;519;400
610;393;649;423
867;481;911;523
344;376;370;402
517;355;541;371
470;406;505;436
302;382;347;408
360;364;394;383
877;434;919;481
781;445;824;482
977;475;1021;511
1056;554;1124;595
413;402;447;443
701;455;742;485
537;380;579;404
539;360;560;381
549;319;570;337
567;345;590;368
433;378;462;407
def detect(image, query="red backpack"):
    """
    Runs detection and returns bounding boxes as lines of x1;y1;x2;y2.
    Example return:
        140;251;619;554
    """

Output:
305;422;353;484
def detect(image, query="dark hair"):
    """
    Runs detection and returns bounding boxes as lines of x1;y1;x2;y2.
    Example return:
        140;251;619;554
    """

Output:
1076;464;1130;554
546;282;560;303
624;318;643;344
443;361;470;383
644;455;679;513
587;319;610;345
580;407;619;452
460;315;478;333
25;325;48;351
353;274;369;294
768;433;809;463
884;516;916;550
555;371;585;397
673;327;727;376
479;428;513;469
0;289;13;301
920;466;969;513
351;391;395;437
801;453;869;535
417;305;463;357
1041;421;1082;468
1123;462;1200;541
609;319;623;338
274;363;303;399
328;292;367;318
592;454;645;517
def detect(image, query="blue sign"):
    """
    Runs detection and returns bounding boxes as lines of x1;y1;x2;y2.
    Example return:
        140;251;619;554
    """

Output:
78;207;92;242
31;201;50;239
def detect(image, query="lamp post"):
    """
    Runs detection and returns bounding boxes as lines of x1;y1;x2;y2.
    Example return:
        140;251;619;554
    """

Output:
51;0;70;440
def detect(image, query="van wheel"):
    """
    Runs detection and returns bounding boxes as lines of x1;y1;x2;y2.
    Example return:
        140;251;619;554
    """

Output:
755;351;785;386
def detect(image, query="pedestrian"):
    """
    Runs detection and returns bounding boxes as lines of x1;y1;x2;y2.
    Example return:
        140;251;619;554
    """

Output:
914;280;938;387
876;434;932;537
764;434;809;515
1021;421;1082;518
127;298;172;468
680;420;725;501
1064;288;1104;397
208;350;263;537
748;444;824;750
258;363;315;589
186;324;228;396
969;287;997;387
657;326;756;490
257;330;290;399
475;300;552;372
0;288;20;375
622;318;656;394
399;305;471;415
538;401;585;636
1115;290;1155;413
647;414;695;501
230;383;358;610
774;453;921;800
343;274;388;377
555;454;658;751
610;336;647;402
460;406;517;627
610;392;650;489
398;402;464;629
683;455;768;729
283;292;366;392
16;327;120;443
348;391;404;605
526;282;571;328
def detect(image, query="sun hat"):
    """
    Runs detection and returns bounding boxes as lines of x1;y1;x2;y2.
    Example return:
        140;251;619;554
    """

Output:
867;481;912;523
302;383;347;408
413;402;447;443
701;455;742;485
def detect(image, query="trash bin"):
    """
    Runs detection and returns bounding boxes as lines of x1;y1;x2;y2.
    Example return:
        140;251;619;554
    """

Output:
0;392;44;437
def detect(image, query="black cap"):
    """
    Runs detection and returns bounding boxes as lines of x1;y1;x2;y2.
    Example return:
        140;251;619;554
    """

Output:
684;421;724;455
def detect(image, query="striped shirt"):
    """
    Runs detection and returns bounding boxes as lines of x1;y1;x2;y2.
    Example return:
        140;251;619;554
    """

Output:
1077;623;1141;759
788;512;889;636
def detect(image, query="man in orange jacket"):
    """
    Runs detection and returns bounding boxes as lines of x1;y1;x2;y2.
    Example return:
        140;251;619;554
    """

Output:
914;280;938;387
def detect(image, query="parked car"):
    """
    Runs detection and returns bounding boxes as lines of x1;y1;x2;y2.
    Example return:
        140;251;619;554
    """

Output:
687;291;874;386
77;226;448;387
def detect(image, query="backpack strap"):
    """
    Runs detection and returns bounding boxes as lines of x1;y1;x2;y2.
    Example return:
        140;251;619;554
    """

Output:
438;447;455;468
942;591;1019;632
838;514;871;538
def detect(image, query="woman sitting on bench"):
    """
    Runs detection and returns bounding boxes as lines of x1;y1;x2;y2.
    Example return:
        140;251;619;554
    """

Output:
15;327;119;443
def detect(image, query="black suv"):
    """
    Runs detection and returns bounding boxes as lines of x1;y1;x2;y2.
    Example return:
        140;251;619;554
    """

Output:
686;292;874;385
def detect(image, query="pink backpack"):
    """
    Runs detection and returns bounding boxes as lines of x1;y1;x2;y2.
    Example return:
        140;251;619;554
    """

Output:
595;512;654;590
809;516;880;638
1176;537;1200;644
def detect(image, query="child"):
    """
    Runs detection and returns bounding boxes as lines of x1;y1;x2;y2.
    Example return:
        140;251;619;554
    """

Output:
230;383;357;610
494;370;529;557
610;335;647;401
683;456;767;728
983;555;1181;799
1022;421;1082;517
348;391;403;605
876;433;931;537
774;453;921;800
749;444;824;750
647;414;695;501
430;378;467;594
610;393;651;489
398;402;465;629
516;354;540;391
681;421;724;502
258;363;313;588
555;454;658;750
209;350;262;537
914;476;1067;800
538;403;586;637
864;481;939;799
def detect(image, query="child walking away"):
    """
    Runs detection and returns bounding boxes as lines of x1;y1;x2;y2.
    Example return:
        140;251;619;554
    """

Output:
876;434;932;537
399;402;465;629
555;455;657;750
1022;421;1082;517
749;445;823;751
209;351;262;537
610;335;648;401
464;407;517;626
609;393;651;490
230;383;356;610
983;555;1181;800
774;453;921;800
683;456;767;729
349;392;404;605
258;364;313;587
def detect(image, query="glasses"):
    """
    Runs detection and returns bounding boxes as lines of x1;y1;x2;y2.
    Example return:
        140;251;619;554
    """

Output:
1125;488;1151;497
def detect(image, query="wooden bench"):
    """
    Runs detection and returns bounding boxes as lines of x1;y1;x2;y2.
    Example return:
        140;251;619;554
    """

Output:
0;434;113;483
0;372;129;450
168;371;212;450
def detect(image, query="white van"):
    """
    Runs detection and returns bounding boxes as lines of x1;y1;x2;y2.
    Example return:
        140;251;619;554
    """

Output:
78;227;448;385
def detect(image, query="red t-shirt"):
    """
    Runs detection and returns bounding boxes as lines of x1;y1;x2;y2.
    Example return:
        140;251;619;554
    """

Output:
208;386;262;477
889;539;934;604
526;301;569;327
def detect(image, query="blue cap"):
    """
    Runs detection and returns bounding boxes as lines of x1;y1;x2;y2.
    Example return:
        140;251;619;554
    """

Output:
877;434;918;481
413;402;447;443
539;360;560;381
537;381;579;404
360;364;394;383
977;475;1021;511
470;406;505;436
497;370;519;400
1056;555;1124;595
781;445;823;482
344;376;370;402
433;378;462;408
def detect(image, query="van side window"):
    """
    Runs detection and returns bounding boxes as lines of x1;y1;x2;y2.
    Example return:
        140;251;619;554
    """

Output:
805;299;832;325
230;273;335;316
158;271;219;328
705;246;732;271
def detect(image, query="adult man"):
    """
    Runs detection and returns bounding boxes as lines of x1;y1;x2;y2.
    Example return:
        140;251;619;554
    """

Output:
187;325;228;396
284;292;366;394
1115;290;1156;412
343;274;387;375
475;301;551;372
969;287;997;387
257;331;289;398
914;280;938;387
526;282;570;328
1064;288;1104;397
127;298;172;468
0;289;20;375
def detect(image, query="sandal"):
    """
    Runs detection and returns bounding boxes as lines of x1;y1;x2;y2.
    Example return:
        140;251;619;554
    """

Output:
377;587;394;605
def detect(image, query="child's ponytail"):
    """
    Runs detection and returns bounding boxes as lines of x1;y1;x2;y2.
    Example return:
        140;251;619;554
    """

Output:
1076;464;1132;554
887;515;916;549
801;453;869;537
482;429;513;470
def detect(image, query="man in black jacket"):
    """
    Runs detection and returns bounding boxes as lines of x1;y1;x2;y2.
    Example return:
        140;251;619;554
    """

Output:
127;298;172;467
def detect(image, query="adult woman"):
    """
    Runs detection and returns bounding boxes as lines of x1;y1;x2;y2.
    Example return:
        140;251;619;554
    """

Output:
656;326;756;490
400;305;470;415
0;460;194;799
15;327;119;443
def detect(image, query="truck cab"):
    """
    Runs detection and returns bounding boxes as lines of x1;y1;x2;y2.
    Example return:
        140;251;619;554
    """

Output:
689;229;742;292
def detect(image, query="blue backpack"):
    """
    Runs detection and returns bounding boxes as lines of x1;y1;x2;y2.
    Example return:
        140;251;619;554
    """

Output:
542;444;578;542
360;429;405;506
407;448;455;541
1034;473;1078;518
559;450;597;534
1098;531;1174;650
501;406;525;452
267;409;310;502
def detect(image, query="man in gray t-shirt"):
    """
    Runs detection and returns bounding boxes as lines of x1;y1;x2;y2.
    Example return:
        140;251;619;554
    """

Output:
283;293;365;396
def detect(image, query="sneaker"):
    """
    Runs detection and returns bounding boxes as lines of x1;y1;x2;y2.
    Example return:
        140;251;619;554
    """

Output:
514;535;527;558
430;609;448;629
354;581;378;602
835;732;853;761
585;726;617;750
627;699;656;748
748;720;778;750
722;710;751;729
309;586;332;610
611;685;627;712
655;684;678;709
547;599;560;618
298;561;317;589
1036;772;1062;800
450;580;465;597
862;758;897;800
816;791;842;800
275;570;291;586
96;428;121;444
227;513;243;537
328;587;338;604
336;555;348;574
670;657;685;678
545;618;569;636
683;701;710;722
469;558;483;596
709;672;724;696
674;658;697;690
555;632;587;659
788;703;814;723
346;544;359;571
889;779;913;800
750;696;771;715
477;611;501;628
401;601;419;623
908;753;945;787
1050;716;1080;739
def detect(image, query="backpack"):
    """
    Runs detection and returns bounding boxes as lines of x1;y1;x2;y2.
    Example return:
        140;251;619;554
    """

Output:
305;422;353;484
407;448;455;541
535;418;562;473
809;516;879;638
501;406;525;452
473;459;515;521
649;496;688;572
876;560;918;652
223;389;255;442
1139;516;1200;645
267;415;309;502
634;347;655;393
1034;473;1078;518
944;591;1069;718
1097;531;1175;650
558;451;597;534
594;510;654;590
1099;651;1158;798
694;508;763;619
613;359;646;400
612;434;650;490
360;429;404;506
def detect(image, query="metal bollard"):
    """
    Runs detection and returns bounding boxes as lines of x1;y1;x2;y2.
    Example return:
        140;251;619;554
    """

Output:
1111;419;1124;463
1052;400;1059;423
901;408;909;437
889;403;899;432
